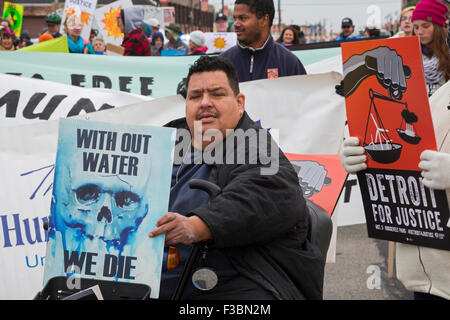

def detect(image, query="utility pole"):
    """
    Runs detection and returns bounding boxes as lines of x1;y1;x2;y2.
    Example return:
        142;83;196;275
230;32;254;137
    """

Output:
222;0;224;12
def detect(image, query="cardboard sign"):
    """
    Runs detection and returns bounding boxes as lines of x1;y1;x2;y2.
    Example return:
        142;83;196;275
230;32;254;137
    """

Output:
286;154;348;216
43;118;176;298
342;37;450;250
106;42;124;56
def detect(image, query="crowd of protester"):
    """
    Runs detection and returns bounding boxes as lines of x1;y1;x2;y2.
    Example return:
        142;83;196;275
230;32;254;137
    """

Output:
1;1;438;56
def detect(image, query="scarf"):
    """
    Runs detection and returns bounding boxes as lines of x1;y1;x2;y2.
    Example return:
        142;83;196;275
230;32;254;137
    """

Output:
421;44;447;96
67;36;85;53
423;53;446;96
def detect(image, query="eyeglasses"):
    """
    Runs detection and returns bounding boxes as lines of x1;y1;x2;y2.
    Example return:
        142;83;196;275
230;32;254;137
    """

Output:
342;25;352;29
401;16;412;22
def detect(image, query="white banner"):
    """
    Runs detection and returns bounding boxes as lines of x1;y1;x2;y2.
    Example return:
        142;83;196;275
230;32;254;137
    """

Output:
0;72;347;299
0;74;152;127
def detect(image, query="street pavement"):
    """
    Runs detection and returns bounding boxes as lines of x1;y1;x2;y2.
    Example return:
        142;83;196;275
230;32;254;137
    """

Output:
323;223;413;300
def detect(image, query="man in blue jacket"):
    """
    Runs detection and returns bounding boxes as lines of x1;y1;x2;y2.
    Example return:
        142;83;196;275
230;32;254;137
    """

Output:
220;0;306;82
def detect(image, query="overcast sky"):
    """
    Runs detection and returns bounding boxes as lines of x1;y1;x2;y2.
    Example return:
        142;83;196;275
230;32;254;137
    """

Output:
208;0;403;33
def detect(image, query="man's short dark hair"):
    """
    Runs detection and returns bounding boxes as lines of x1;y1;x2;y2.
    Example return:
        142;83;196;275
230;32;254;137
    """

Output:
234;0;275;27
186;56;240;96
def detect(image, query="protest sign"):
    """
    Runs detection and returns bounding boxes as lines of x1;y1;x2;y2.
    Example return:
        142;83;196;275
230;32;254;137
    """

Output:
60;0;98;41
286;154;348;217
2;1;23;37
163;7;175;26
342;37;450;250
43;118;175;298
0;73;152;127
94;0;132;46
205;32;237;54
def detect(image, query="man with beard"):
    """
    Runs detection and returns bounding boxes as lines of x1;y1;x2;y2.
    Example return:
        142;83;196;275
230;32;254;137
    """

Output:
220;0;306;82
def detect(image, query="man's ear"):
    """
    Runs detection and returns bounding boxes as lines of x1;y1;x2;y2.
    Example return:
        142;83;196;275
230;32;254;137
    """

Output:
261;14;270;29
236;93;245;115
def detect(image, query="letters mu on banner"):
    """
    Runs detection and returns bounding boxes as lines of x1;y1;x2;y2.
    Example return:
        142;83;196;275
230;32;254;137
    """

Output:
342;36;450;251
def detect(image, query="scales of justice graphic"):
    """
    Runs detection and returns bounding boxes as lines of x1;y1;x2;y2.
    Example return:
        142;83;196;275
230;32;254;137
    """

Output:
363;87;421;164
343;47;423;165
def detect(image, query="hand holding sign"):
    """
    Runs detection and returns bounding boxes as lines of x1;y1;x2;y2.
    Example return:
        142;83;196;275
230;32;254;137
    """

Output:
339;137;367;174
419;150;450;190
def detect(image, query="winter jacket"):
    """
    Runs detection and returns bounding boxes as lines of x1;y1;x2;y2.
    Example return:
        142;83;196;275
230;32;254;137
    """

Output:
164;112;324;300
396;81;450;300
219;35;306;82
189;46;208;55
335;31;362;41
120;7;151;56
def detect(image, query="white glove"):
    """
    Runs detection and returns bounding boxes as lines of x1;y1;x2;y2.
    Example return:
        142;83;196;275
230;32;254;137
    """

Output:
418;150;450;190
340;137;367;174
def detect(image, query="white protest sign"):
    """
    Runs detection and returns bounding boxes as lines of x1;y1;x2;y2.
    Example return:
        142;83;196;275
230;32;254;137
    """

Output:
205;32;237;54
60;0;98;41
94;0;132;46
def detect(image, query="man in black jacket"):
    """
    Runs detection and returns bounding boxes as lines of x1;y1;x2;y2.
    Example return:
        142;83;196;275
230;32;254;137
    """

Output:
220;0;306;82
149;56;323;300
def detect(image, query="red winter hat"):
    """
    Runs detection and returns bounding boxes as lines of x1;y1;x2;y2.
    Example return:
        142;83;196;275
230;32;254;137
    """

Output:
411;0;449;27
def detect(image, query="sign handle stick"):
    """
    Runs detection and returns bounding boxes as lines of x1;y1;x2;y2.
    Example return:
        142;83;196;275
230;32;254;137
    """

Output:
387;241;395;278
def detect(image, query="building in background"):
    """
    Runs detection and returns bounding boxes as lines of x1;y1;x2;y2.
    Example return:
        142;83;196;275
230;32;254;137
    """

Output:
1;0;214;38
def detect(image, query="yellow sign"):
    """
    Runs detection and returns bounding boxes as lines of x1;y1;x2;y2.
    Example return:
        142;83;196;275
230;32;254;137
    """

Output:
2;1;24;37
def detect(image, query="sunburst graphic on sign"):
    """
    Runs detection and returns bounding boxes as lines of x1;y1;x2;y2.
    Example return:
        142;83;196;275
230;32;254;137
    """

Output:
102;6;124;39
65;7;76;17
214;37;227;50
81;11;91;26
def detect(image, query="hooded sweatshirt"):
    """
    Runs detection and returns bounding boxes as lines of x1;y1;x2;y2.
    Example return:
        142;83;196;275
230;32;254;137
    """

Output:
121;7;151;56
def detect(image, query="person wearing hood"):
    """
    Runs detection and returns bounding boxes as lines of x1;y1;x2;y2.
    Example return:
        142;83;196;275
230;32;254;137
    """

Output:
117;6;151;56
151;31;164;56
188;30;207;55
163;23;188;54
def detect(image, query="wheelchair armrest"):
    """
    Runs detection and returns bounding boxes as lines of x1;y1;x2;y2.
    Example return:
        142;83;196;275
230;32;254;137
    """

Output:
305;199;333;261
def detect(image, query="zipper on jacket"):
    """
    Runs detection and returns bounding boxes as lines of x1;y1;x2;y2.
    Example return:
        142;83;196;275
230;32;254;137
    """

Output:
250;54;254;74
